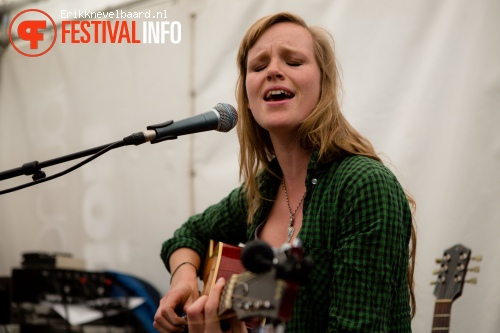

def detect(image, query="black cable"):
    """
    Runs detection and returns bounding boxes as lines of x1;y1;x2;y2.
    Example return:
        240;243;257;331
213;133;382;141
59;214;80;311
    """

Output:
0;141;125;196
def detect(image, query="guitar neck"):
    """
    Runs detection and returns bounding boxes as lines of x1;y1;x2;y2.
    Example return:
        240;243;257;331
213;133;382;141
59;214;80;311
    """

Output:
431;300;452;333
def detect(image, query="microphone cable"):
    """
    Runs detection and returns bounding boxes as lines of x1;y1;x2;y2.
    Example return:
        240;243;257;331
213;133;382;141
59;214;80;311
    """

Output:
0;141;124;196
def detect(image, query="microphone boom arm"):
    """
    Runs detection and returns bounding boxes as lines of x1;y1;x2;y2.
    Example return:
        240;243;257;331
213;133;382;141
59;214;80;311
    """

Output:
0;118;181;184
0;102;237;195
0;140;125;183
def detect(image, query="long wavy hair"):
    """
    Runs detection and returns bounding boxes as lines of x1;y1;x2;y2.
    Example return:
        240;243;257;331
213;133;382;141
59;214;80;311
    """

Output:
235;12;416;317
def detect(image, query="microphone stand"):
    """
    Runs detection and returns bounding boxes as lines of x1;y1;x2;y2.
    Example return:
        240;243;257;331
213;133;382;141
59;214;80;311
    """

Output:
0;120;175;195
0;141;123;182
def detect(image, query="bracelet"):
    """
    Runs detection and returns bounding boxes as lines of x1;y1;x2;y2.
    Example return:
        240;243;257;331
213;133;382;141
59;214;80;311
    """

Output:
170;261;198;284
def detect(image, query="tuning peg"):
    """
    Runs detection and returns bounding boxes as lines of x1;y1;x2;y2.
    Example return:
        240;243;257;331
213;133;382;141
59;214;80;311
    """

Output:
430;281;438;286
435;254;452;264
465;278;478;284
433;269;441;275
471;255;483;262
468;266;480;273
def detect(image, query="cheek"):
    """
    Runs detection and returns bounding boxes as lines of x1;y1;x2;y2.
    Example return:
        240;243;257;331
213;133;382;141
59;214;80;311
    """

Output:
308;73;322;104
245;78;258;109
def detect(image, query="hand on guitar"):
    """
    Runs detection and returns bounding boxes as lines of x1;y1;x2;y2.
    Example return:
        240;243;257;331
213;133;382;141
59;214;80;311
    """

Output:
154;251;201;332
187;277;247;333
154;241;309;332
154;281;199;332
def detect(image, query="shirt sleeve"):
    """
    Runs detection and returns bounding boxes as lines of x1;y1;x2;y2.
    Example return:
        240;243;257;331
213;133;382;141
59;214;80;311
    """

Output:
329;162;411;332
160;186;249;273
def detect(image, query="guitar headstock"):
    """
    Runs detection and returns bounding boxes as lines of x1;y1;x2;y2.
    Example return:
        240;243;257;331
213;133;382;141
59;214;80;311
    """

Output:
432;244;481;301
219;269;297;325
218;240;311;326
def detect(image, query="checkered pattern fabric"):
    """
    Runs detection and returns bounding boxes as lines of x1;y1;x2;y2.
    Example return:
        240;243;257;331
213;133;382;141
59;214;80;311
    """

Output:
161;152;412;332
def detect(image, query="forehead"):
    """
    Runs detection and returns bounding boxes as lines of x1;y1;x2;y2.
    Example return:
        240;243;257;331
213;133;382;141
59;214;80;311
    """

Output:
248;22;314;57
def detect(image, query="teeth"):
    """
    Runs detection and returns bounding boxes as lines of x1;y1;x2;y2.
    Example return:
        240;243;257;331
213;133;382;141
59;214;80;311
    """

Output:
265;89;292;99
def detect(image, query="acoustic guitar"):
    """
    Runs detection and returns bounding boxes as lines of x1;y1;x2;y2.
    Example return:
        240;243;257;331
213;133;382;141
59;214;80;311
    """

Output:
431;244;481;332
201;239;309;329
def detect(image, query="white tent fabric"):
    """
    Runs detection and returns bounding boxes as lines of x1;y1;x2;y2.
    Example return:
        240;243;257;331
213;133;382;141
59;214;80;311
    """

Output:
1;0;499;332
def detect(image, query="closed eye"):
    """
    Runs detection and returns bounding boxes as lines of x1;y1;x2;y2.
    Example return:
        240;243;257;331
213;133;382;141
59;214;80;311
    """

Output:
252;65;267;72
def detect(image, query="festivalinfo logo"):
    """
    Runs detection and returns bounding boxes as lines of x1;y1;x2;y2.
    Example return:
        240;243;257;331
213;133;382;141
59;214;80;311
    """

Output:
9;8;182;57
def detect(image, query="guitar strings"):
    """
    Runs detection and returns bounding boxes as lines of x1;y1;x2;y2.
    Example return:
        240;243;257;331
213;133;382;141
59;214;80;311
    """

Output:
185;270;274;326
183;312;238;325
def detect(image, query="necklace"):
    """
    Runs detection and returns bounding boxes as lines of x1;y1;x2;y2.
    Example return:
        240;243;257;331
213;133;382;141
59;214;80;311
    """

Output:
282;176;307;243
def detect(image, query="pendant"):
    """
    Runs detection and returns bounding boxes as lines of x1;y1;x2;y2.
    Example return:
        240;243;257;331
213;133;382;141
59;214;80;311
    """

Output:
287;226;295;242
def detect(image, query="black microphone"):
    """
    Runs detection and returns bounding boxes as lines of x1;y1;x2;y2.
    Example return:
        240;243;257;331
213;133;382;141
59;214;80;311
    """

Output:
123;103;238;145
240;240;275;274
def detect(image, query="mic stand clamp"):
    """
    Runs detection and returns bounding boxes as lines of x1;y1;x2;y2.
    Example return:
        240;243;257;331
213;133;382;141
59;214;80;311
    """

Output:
21;161;46;181
147;120;175;143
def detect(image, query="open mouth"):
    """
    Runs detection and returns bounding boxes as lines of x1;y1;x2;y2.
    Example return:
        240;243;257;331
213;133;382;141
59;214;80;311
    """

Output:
264;89;295;102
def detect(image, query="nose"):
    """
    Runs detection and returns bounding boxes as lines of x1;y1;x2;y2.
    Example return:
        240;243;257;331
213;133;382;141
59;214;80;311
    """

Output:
266;59;284;80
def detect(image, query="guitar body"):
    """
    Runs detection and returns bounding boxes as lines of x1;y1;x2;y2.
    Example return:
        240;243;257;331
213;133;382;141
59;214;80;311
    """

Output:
201;240;245;296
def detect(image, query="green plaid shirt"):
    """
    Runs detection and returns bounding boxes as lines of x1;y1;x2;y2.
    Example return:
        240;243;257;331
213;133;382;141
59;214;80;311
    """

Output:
161;152;412;332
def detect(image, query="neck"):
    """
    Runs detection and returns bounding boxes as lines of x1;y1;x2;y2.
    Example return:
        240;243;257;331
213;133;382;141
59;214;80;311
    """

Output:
275;147;311;218
279;154;310;193
431;300;452;333
273;142;312;182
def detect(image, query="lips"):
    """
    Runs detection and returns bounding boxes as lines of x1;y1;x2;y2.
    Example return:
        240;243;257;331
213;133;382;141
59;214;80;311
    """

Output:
263;88;295;101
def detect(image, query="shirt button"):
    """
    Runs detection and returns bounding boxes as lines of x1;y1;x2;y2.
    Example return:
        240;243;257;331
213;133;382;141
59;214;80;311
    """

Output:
311;178;318;185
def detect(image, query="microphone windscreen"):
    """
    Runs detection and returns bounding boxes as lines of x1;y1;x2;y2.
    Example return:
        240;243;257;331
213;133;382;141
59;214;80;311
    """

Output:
214;103;238;132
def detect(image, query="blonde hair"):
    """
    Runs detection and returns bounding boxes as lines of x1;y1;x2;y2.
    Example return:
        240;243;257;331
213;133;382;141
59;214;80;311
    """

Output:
235;12;416;317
